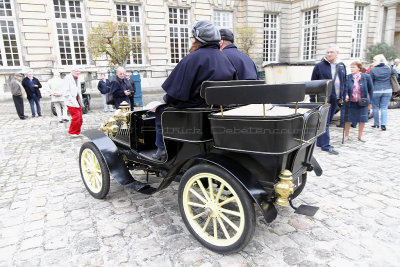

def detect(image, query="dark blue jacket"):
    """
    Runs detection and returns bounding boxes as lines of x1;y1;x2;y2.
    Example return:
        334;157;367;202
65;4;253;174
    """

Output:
344;73;373;102
21;77;42;100
369;63;398;92
311;58;347;100
97;79;110;94
162;42;237;108
221;44;258;80
110;78;133;108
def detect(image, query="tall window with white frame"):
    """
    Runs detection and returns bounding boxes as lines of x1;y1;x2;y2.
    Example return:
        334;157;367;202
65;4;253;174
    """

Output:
214;11;233;30
169;8;189;64
263;13;279;62
302;8;318;61
53;0;87;65
351;5;365;58
116;4;143;65
0;0;21;67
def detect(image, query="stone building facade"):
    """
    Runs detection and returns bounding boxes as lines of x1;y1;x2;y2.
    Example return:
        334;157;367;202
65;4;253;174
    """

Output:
0;0;399;99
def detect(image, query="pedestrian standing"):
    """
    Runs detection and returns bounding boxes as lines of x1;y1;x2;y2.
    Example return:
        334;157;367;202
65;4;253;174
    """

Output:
97;72;114;112
310;44;346;155
370;54;398;131
10;73;28;120
125;72;136;110
48;71;69;123
62;68;84;137
21;71;42;117
110;67;131;109
343;61;373;142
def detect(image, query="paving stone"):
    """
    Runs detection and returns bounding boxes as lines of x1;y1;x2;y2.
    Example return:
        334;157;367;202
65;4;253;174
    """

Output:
1;97;400;266
20;236;43;250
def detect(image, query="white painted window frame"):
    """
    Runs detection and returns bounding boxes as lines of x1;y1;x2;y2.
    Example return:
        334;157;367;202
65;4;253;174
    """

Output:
214;11;233;30
116;3;144;66
168;7;190;64
0;0;22;67
53;0;89;66
350;5;366;59
263;13;280;63
301;8;318;61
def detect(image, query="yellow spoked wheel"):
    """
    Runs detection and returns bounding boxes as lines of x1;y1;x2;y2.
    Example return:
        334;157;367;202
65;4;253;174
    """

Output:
79;142;110;199
178;164;255;254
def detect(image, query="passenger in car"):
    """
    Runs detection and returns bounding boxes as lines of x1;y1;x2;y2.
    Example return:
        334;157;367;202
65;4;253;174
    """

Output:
152;20;237;160
219;29;258;80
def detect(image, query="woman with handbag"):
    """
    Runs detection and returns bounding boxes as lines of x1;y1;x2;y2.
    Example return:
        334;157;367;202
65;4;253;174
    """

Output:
370;54;398;130
343;61;373;142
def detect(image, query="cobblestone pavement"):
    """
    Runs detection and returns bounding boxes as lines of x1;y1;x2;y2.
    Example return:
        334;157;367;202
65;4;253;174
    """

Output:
0;94;399;267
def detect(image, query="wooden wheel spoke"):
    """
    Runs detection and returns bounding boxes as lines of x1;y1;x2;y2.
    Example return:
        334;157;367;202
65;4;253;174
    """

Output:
189;188;207;204
218;196;236;207
192;211;207;220
202;216;212;232
187;202;206;208
196;179;211;202
217;216;230;239
213;217;218;239
219;212;239;232
215;183;225;204
219;207;241;217
208;177;214;201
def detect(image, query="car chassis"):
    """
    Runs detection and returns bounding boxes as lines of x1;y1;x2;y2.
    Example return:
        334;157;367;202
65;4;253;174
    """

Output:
79;79;332;253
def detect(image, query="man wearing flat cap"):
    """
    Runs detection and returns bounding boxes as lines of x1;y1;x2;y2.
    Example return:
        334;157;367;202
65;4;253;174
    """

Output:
10;73;28;120
219;29;258;80
152;20;237;160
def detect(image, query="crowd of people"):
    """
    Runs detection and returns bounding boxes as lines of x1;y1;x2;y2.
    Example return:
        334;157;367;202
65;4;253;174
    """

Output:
311;45;399;155
9;20;399;152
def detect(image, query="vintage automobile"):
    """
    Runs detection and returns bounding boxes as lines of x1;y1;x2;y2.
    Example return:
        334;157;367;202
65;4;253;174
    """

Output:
79;79;332;253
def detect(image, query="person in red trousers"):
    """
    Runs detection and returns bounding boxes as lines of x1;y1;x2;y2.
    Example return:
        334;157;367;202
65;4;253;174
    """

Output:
62;68;83;137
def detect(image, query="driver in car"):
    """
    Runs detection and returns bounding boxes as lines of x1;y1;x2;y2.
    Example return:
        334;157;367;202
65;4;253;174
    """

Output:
152;20;237;160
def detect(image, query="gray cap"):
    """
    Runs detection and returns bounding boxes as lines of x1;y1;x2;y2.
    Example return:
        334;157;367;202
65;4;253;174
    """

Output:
192;20;220;43
219;29;234;43
14;73;23;77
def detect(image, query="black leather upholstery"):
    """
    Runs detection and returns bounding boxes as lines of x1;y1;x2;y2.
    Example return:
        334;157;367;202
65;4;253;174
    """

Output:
200;80;264;98
205;83;306;105
304;80;332;96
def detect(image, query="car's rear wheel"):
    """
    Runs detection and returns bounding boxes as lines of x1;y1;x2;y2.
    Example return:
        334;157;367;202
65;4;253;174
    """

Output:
178;164;255;254
79;142;110;199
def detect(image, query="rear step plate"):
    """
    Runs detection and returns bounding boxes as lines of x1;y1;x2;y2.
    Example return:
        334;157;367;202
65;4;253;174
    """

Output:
294;204;319;216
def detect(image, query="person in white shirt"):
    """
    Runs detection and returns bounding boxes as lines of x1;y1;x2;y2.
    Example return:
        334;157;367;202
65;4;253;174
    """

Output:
48;71;69;123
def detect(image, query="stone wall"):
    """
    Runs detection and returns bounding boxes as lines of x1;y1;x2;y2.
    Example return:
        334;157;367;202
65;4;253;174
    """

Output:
1;0;399;100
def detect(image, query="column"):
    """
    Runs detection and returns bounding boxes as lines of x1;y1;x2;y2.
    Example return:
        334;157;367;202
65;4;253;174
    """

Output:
384;4;398;45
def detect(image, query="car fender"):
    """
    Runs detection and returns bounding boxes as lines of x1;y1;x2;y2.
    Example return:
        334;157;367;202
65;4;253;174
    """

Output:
161;153;278;223
82;129;136;186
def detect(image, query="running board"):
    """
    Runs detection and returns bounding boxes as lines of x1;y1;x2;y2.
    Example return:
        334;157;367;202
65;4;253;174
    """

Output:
289;199;319;217
124;180;157;195
294;204;319;216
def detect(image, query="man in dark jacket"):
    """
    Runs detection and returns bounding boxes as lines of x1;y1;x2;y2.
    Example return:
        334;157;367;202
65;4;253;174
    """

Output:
219;29;258;80
110;67;133;109
152;20;237;160
311;44;346;155
22;71;42;117
125;72;137;110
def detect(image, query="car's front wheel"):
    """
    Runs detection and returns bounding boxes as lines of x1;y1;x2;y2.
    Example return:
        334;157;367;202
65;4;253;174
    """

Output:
178;164;255;254
79;142;110;199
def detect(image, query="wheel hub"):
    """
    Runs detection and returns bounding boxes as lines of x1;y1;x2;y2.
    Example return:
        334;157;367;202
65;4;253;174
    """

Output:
205;201;220;218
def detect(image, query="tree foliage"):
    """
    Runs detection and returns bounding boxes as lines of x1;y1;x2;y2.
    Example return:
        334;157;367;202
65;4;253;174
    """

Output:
87;21;141;67
366;43;398;62
235;26;256;56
